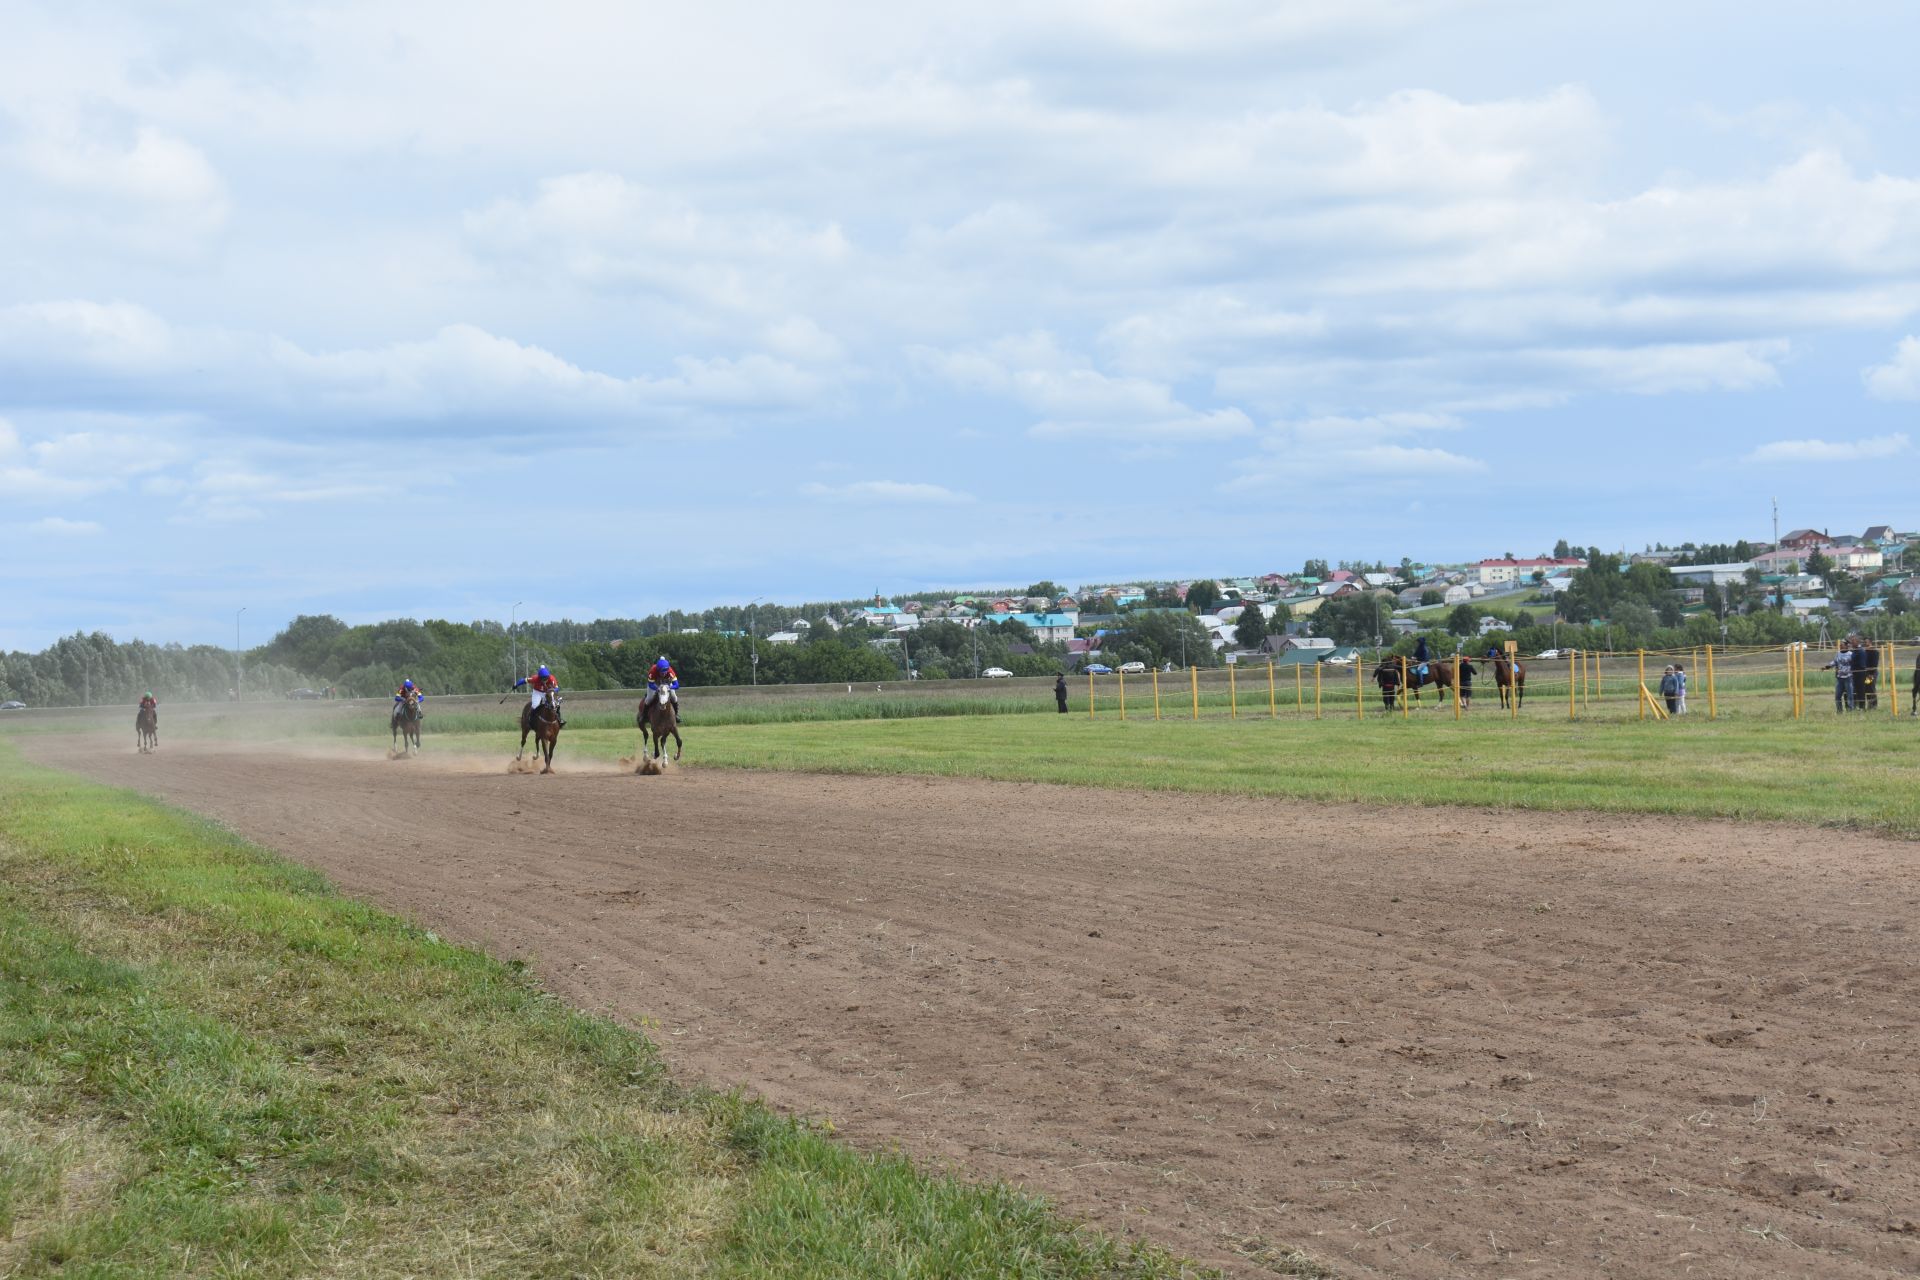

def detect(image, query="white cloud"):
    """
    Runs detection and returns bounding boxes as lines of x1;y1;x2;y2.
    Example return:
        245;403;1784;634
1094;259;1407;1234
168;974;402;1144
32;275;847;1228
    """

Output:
1865;336;1920;400
1223;412;1483;491
26;516;103;536
1743;434;1911;464
801;479;974;504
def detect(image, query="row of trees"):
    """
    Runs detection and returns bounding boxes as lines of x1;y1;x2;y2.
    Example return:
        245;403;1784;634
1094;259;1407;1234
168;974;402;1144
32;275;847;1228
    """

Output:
0;632;313;708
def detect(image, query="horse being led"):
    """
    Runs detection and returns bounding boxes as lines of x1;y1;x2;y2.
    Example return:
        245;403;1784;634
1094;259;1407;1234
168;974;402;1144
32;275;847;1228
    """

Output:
391;690;423;754
135;706;158;753
1492;656;1527;710
1375;657;1457;709
518;696;561;773
637;695;682;762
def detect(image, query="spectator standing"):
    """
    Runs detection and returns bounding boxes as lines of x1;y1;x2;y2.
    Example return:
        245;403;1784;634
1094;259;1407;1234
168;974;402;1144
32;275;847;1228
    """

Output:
1857;638;1879;710
1674;662;1688;715
1660;665;1680;716
1457;657;1475;709
1823;645;1854;712
1054;673;1069;714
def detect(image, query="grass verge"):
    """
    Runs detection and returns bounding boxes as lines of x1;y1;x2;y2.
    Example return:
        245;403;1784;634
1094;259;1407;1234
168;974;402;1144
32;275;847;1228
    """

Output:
0;742;1215;1278
336;708;1920;837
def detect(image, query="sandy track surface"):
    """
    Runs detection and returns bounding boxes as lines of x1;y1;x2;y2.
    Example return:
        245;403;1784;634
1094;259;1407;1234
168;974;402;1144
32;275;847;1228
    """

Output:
32;737;1920;1277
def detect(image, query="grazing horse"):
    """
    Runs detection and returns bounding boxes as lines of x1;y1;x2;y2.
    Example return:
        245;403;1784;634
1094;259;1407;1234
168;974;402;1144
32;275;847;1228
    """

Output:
637;695;682;762
518;697;561;773
391;691;422;754
1492;656;1527;709
135;706;158;753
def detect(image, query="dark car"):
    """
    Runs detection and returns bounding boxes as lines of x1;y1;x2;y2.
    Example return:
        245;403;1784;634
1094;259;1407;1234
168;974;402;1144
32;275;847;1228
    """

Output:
1083;663;1114;675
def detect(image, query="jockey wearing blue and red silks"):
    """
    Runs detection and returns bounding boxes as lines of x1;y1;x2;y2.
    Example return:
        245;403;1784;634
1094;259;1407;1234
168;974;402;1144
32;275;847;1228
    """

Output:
393;677;424;709
645;657;681;718
513;665;565;726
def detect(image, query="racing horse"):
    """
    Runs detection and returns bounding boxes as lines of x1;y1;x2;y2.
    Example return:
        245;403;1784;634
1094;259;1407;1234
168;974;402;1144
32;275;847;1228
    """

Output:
391;690;423;754
1492;655;1527;710
135;705;158;753
637;693;682;762
516;695;561;773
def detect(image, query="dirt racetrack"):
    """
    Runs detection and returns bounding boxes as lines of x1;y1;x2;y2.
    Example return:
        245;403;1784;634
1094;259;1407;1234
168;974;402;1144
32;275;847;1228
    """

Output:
33;736;1920;1278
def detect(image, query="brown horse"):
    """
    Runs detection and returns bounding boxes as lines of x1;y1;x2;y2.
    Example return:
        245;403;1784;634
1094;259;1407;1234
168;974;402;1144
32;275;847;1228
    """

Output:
637;694;682;761
517;696;561;772
135;706;158;753
391;691;422;754
1374;658;1458;709
1492;656;1527;709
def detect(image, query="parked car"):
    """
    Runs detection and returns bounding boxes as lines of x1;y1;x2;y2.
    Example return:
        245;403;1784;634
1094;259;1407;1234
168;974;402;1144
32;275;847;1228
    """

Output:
1084;663;1114;675
981;667;1013;679
286;688;325;700
1535;648;1561;659
1117;661;1147;674
0;700;25;711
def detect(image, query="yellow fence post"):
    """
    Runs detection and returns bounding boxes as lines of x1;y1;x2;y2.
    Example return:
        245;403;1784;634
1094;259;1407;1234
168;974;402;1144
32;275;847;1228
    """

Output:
1152;667;1161;720
1706;644;1716;719
1452;653;1462;720
1118;669;1126;720
1887;642;1897;718
1268;661;1276;718
1356;652;1364;720
1295;663;1303;711
1314;663;1322;719
1596;648;1603;702
1637;649;1645;721
1506;641;1519;720
1087;670;1095;719
1229;663;1238;719
1568;649;1576;720
1190;665;1198;721
1400;655;1409;720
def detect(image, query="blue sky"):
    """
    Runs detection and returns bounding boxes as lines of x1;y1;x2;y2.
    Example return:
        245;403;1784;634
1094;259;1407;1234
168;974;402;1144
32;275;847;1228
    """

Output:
5;0;1920;648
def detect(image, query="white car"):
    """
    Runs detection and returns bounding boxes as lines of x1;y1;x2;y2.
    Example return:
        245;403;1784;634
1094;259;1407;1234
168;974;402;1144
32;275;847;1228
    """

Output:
1118;661;1147;674
981;666;1013;678
1536;648;1561;659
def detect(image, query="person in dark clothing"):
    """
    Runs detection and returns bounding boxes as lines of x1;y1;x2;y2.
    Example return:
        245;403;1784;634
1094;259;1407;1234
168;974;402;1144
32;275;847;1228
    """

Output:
1856;638;1879;710
1456;657;1475;709
1054;674;1069;713
1660;665;1680;715
1412;635;1431;680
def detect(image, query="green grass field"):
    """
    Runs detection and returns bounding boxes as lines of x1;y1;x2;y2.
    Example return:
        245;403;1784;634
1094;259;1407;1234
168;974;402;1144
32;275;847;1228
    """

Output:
0;744;1223;1278
264;700;1920;836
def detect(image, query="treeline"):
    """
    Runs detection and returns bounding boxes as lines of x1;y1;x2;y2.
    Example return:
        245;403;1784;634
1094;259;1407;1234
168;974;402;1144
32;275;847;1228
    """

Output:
0;632;314;707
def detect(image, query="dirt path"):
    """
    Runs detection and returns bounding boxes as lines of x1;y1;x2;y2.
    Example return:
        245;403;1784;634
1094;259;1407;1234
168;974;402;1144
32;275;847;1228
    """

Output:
31;737;1920;1277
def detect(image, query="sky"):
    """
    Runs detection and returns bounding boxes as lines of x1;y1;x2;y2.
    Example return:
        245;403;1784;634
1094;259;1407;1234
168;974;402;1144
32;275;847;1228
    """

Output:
5;0;1920;648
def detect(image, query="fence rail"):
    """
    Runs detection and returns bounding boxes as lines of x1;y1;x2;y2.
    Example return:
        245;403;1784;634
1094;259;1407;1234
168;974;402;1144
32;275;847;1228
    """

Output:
1082;644;1907;724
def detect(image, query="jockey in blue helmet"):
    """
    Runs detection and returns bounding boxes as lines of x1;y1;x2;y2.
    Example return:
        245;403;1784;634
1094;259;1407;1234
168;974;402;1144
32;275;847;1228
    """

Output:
512;664;564;726
646;656;681;719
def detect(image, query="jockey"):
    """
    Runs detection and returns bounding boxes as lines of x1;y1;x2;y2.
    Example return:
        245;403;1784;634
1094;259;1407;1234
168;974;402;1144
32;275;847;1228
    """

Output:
1412;635;1431;678
139;691;157;711
393;677;424;708
645;656;681;717
513;665;565;726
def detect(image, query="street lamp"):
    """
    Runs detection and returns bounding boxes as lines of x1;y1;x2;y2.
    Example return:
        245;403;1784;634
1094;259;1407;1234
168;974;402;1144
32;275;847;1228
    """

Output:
748;598;764;686
511;600;524;685
234;607;246;702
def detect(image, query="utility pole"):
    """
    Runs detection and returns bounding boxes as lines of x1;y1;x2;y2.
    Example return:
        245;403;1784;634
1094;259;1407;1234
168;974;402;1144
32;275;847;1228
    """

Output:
235;607;247;701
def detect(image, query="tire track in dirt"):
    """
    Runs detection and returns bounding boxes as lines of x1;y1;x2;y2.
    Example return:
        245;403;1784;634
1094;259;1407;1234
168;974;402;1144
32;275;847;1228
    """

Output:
33;737;1920;1277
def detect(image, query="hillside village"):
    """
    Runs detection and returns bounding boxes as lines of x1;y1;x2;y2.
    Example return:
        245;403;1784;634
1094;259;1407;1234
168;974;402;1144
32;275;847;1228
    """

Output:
750;523;1919;676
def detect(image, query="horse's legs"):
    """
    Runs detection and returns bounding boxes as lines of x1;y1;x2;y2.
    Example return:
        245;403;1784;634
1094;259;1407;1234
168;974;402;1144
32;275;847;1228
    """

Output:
669;725;682;761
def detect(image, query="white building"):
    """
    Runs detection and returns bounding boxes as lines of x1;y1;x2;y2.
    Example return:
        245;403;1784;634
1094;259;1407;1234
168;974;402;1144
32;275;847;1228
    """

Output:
1477;557;1587;585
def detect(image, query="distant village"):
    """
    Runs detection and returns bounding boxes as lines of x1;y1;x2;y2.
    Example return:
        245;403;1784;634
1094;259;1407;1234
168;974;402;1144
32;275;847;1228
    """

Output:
729;522;1916;672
